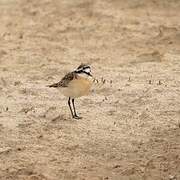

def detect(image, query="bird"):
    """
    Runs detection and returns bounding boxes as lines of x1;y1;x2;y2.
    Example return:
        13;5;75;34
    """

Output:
48;64;93;119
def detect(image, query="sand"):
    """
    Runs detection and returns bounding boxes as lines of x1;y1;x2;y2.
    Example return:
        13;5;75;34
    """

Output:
0;0;180;179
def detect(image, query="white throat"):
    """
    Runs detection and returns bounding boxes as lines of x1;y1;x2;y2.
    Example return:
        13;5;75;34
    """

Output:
78;72;92;79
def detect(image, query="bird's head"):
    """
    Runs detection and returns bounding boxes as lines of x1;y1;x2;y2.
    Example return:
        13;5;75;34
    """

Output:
75;63;92;77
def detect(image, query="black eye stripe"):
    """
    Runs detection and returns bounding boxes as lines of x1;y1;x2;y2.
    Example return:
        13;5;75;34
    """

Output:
75;66;91;74
75;69;92;76
83;66;90;69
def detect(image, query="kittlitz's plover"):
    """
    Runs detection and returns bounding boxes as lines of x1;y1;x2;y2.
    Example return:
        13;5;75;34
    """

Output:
48;64;93;119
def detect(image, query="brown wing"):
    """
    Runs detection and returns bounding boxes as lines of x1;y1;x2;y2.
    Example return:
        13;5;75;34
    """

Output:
49;72;77;88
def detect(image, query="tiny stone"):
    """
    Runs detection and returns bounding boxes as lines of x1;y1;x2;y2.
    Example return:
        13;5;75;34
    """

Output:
169;175;176;180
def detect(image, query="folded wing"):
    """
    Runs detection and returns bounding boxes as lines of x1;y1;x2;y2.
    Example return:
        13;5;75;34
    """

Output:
49;72;77;88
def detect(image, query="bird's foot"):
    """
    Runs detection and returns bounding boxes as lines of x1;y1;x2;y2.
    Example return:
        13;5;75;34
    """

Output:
73;115;82;119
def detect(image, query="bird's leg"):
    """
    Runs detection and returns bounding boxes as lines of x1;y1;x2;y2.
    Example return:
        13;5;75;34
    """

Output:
68;97;74;118
72;98;78;117
72;99;82;119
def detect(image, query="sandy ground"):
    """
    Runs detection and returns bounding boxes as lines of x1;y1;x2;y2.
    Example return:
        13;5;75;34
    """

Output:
0;0;180;179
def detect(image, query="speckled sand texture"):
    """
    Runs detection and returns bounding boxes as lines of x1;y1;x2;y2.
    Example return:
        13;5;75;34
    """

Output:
0;0;180;179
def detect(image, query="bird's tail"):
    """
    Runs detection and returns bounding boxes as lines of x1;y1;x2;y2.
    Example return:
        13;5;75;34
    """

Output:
47;83;59;88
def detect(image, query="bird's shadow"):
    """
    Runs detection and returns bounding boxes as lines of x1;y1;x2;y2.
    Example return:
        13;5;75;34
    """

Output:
51;114;76;123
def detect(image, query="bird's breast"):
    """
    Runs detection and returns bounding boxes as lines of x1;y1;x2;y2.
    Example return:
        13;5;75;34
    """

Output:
70;77;92;93
61;76;92;98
